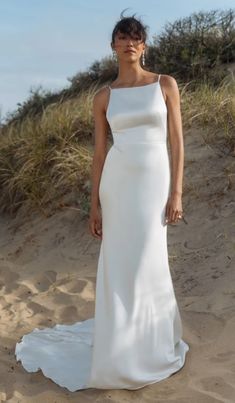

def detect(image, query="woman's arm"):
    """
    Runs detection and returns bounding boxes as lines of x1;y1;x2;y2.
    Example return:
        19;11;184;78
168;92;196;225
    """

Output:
163;75;184;223
88;87;110;238
165;75;184;196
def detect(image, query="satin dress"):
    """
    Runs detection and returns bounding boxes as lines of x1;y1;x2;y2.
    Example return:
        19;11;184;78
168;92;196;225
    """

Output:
15;74;189;391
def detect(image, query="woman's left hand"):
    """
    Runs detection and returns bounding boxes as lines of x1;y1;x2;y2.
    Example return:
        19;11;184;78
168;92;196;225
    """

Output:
165;192;183;224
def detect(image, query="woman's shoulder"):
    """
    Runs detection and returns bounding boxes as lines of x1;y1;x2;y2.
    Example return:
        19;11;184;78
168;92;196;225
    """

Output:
93;85;110;105
160;74;178;87
92;85;111;115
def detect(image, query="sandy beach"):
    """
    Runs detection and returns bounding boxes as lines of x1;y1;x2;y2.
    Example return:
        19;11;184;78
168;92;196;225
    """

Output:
0;127;234;402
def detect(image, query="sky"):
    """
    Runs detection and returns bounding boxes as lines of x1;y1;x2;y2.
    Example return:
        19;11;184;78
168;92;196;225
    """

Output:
0;0;234;123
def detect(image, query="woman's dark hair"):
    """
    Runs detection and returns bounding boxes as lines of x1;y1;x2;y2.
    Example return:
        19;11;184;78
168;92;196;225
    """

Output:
111;9;149;45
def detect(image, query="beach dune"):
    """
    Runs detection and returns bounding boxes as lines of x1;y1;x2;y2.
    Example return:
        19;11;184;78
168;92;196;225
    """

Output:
0;128;235;402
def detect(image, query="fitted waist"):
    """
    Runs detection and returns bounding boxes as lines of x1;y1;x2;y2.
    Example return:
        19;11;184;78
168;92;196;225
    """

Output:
106;141;170;171
111;127;167;146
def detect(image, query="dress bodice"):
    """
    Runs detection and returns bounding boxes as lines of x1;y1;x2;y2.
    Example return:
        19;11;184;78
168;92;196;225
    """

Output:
106;75;167;146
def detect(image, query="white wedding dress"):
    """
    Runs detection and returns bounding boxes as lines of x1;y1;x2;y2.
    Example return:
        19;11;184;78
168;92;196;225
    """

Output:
15;74;189;391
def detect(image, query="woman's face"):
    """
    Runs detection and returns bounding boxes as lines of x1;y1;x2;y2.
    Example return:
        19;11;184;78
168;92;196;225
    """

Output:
111;30;146;63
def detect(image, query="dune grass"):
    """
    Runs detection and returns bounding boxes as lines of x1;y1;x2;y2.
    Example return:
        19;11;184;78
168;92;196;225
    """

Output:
0;77;234;217
181;76;235;154
0;86;99;216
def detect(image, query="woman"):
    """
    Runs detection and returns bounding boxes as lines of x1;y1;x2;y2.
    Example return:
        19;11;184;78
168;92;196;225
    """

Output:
87;12;189;390
15;12;189;392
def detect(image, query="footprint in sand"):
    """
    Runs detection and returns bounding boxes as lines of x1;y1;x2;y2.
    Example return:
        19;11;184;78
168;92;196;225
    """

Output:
183;311;225;343
210;350;235;364
30;270;57;292
58;305;79;322
55;278;88;294
0;266;20;294
194;376;235;402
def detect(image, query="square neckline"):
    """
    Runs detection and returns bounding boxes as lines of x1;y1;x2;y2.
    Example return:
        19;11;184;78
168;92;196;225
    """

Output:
106;74;166;117
108;74;161;91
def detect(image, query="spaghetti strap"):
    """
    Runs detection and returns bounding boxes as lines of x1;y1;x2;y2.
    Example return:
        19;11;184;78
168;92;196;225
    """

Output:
158;74;161;83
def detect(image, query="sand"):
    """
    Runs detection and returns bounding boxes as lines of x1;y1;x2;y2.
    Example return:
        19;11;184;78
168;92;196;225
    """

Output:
0;127;234;402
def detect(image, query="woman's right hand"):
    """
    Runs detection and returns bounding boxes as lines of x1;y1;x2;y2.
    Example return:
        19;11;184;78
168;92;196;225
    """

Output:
88;207;102;240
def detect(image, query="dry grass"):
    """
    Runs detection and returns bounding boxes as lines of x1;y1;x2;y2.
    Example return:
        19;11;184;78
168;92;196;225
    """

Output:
0;78;234;217
181;76;235;154
0;86;98;216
